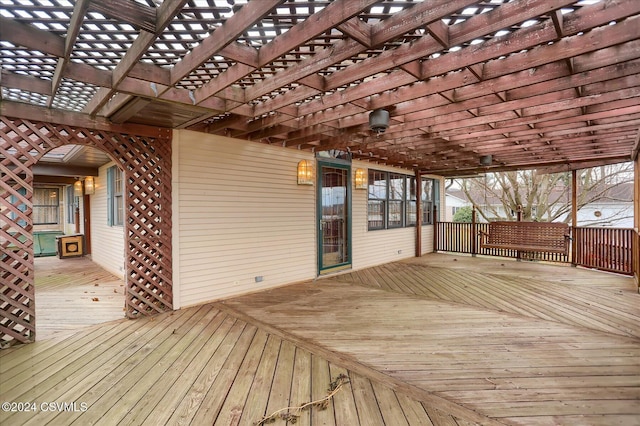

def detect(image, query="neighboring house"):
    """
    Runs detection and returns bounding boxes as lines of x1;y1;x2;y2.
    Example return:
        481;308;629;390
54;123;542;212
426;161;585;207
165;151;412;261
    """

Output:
444;192;470;222
446;183;634;228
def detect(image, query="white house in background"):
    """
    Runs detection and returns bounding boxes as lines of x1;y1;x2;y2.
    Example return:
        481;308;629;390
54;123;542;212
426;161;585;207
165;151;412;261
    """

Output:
575;183;635;228
444;192;470;222
445;183;634;228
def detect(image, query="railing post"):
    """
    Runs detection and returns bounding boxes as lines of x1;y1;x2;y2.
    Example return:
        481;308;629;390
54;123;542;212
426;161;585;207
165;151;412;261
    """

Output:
571;169;578;267
471;207;477;257
433;205;438;253
515;205;522;260
415;171;422;257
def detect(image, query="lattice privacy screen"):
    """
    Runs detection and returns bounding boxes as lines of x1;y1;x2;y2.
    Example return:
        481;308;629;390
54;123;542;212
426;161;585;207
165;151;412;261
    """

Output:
1;117;172;346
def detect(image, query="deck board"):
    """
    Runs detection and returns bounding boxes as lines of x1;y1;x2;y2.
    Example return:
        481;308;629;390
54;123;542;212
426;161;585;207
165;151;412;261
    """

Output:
34;256;126;341
1;253;638;425
224;256;640;426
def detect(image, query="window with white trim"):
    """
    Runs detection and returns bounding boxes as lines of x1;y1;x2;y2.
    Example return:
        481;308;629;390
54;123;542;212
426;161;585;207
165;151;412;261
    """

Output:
107;166;124;226
367;170;439;230
33;188;60;225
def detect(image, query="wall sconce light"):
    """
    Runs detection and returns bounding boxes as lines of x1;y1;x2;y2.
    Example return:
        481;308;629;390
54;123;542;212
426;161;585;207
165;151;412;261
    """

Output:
84;176;95;195
73;180;83;197
297;159;314;185
354;168;367;189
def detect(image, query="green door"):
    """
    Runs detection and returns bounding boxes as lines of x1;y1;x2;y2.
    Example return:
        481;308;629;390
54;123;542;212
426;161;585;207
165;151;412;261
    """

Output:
317;161;351;274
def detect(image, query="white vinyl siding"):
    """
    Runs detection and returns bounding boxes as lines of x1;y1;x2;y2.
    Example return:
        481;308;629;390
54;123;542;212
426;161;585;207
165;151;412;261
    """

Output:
90;162;125;279
172;130;316;307
171;131;443;307
352;161;430;269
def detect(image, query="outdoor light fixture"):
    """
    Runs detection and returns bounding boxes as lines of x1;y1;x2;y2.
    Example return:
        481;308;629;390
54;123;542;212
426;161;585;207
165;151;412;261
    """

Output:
297;159;314;185
354;168;367;189
73;180;83;197
369;109;389;135
84;176;95;195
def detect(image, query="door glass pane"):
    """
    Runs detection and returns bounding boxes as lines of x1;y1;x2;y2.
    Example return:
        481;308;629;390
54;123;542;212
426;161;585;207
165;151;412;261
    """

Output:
320;167;349;269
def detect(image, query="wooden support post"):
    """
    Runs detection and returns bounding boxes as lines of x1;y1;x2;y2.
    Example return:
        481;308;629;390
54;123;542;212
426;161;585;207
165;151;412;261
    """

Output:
415;171;422;257
471;207;477;257
571;169;578;267
433;204;438;253
633;145;639;291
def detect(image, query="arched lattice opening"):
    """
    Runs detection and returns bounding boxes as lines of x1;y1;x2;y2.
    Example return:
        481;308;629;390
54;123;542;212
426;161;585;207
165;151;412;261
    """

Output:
1;117;173;347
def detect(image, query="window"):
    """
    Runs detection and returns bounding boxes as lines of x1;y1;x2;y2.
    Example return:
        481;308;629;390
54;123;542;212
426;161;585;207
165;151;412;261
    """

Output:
388;173;405;228
421;177;439;225
107;166;124;226
367;170;387;230
33;188;59;225
406;177;417;226
368;170;439;230
421;179;433;225
66;185;75;224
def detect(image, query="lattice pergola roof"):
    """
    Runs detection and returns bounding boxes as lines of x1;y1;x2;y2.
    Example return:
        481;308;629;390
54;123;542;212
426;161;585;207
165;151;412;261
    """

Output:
1;0;639;176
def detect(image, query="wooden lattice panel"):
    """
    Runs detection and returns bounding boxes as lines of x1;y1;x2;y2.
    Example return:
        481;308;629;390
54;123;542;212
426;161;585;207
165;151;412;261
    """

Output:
0;117;172;346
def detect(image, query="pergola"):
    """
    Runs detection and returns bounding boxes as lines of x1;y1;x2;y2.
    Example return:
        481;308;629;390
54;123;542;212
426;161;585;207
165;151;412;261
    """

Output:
1;0;639;344
0;0;638;174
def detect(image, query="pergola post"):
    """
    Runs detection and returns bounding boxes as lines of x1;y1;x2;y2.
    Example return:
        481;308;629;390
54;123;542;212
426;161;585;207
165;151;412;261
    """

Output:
415;170;422;257
571;169;578;267
633;135;639;291
471;208;477;257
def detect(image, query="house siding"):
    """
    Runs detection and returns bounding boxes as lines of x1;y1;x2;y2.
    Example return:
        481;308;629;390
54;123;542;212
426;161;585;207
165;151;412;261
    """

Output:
172;130;316;308
89;162;125;279
172;130;440;307
351;161;430;268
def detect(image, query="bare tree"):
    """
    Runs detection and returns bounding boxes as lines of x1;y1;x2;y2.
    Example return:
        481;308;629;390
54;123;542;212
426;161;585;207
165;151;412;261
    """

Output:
455;163;634;225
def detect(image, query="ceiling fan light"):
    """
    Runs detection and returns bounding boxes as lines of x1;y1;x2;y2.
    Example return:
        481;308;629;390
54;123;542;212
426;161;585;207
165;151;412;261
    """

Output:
369;109;389;134
480;154;493;166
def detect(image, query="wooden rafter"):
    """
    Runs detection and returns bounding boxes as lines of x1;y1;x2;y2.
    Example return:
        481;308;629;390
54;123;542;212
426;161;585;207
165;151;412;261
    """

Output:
0;0;639;176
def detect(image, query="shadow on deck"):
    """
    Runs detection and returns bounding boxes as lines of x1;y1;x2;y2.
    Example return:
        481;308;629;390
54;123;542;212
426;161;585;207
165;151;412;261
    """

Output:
1;253;638;425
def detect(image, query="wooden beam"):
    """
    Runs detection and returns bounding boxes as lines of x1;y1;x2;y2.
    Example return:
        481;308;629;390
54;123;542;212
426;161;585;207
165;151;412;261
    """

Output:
89;0;157;33
218;43;260;68
197;0;377;105
551;9;565;38
171;0;282;85
49;0;92;107
426;20;450;48
325;0;476;91
0;16;64;57
1;100;171;139
538;157;632;174
632;129;640;161
337;17;372;48
84;0;189;115
261;0;581;122
128;61;172;86
1;70;52;96
109;98;152;124
33;164;99;178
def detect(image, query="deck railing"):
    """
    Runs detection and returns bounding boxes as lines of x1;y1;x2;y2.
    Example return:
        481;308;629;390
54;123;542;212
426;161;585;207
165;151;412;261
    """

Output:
435;221;634;275
574;227;635;275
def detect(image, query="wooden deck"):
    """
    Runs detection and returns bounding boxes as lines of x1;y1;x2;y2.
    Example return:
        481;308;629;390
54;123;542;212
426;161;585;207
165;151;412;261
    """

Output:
1;254;638;425
34;256;126;340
